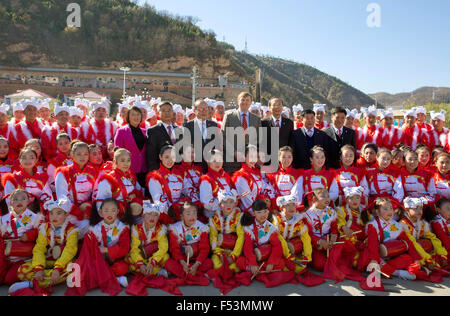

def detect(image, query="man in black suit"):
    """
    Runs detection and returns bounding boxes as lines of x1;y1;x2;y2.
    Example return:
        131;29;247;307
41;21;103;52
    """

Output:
183;99;220;173
146;101;183;172
261;98;294;165
289;109;329;169
323;107;357;169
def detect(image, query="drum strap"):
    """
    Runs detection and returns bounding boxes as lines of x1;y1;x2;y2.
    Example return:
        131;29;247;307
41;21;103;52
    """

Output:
10;214;19;239
375;217;385;243
101;225;108;248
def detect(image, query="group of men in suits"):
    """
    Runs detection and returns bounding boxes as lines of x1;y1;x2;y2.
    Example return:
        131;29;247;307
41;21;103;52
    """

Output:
145;92;355;174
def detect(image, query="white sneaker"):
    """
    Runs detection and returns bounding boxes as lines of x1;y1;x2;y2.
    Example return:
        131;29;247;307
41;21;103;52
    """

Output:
156;269;168;278
394;270;416;280
116;276;128;287
8;281;32;294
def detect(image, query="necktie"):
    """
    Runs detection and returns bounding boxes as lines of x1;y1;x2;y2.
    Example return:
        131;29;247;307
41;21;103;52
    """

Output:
167;125;175;144
307;129;313;137
276;119;280;132
337;129;342;137
202;121;206;140
242;113;248;131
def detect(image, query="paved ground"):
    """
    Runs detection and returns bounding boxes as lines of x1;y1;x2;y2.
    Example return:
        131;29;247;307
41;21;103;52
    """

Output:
1;274;449;296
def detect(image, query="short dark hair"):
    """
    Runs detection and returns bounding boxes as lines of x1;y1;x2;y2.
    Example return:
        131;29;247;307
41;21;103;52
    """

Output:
301;109;315;117
126;106;143;125
331;107;347;116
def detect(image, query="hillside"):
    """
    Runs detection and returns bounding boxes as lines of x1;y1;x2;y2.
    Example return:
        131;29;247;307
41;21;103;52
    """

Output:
0;0;375;108
370;87;450;107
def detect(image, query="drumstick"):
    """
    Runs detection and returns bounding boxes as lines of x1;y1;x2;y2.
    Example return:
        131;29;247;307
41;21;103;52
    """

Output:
185;253;190;276
326;236;330;258
332;242;345;245
44;271;70;281
251;263;265;280
352;231;362;235
6;238;21;242
375;269;390;279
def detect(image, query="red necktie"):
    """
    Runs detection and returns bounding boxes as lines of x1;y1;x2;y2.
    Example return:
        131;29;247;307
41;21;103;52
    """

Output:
167;125;175;144
276;119;280;131
242;113;248;132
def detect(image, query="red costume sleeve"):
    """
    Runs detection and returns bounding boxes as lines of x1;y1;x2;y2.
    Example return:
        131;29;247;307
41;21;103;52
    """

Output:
397;231;422;262
243;233;258;266
330;220;338;235
195;232;210;264
267;233;283;266
169;231;184;261
367;224;381;263
304;220;321;248
24;228;38;242
107;227;130;262
431;222;450;251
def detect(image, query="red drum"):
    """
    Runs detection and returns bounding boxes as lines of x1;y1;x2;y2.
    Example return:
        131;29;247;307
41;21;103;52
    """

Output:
218;234;237;250
143;241;159;258
418;239;433;253
48;245;65;261
254;244;272;262
4;241;34;258
183;242;199;259
379;240;409;258
287;237;303;255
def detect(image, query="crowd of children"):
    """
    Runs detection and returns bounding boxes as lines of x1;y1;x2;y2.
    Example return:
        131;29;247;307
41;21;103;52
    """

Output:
0;97;448;296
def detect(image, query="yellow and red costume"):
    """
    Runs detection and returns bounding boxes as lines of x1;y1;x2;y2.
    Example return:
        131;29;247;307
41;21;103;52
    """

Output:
17;220;78;287
274;213;312;273
127;222;169;275
209;208;244;272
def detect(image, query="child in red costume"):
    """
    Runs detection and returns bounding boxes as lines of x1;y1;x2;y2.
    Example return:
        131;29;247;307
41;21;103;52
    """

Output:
358;198;422;280
236;200;288;277
0;189;43;285
165;202;213;284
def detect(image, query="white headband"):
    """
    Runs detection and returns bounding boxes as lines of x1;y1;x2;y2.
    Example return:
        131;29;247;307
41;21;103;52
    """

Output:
69;106;84;118
0;104;9;115
185;107;195;118
142;200;162;215
361;105;378;118
343;186;364;199
415;106;427;115
379;108;394;120
276;195;299;208
215;101;225;108
147;109;156;119
38;99;51;110
313;104;326;113
402;108;417;118
293;105;304;115
74;98;89;108
12;102;23;113
44;196;72;213
173;104;185;115
403;197;423;209
430;110;446;122
218;189;238;203
54;103;70;116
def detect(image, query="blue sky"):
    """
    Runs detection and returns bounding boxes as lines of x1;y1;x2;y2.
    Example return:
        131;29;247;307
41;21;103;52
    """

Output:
143;0;449;95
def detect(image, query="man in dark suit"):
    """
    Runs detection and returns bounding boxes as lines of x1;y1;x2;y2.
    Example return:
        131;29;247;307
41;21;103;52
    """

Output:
261;98;294;164
289;109;329;170
183;99;220;173
323;107;357;169
222;92;261;174
146;101;183;172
